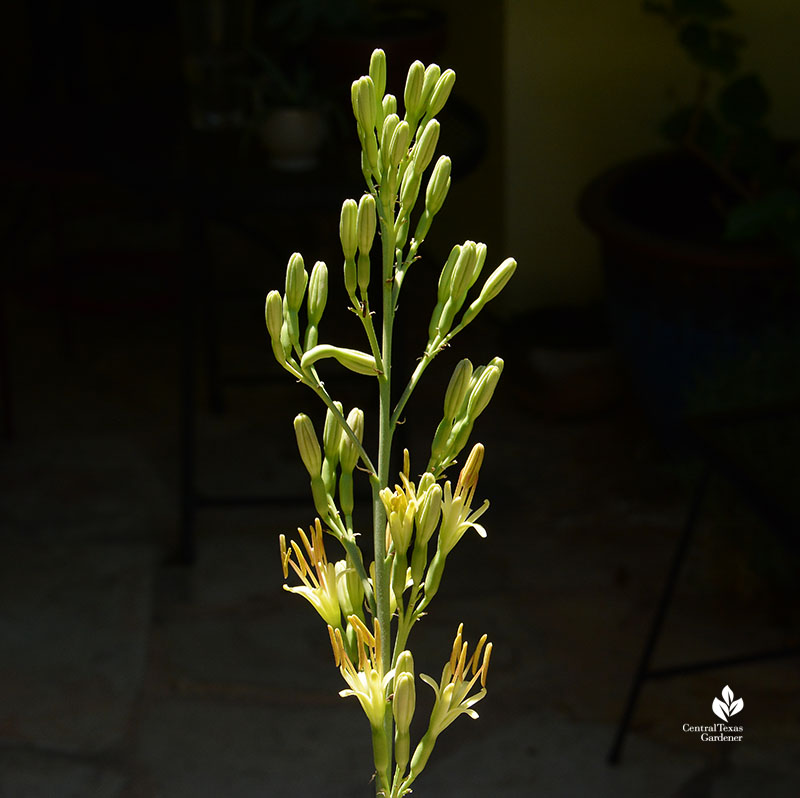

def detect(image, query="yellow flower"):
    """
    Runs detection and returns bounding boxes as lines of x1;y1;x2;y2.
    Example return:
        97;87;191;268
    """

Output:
437;444;490;556
420;623;492;737
327;616;394;729
380;449;441;554
280;518;341;629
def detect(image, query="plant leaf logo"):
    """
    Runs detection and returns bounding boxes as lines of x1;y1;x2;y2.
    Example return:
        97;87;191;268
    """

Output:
712;685;743;722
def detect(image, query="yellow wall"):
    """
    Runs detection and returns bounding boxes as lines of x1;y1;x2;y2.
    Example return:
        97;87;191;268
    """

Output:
503;0;800;312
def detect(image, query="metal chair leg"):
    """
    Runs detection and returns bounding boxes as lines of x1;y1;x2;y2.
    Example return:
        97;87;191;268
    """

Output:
607;465;711;764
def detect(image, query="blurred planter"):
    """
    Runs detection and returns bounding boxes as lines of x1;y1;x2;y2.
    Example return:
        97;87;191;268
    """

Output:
260;108;327;172
579;150;798;434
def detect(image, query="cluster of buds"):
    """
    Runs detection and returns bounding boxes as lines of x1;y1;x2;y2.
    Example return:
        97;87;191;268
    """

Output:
428;242;517;353
265;252;380;380
429;357;505;473
292;407;365;529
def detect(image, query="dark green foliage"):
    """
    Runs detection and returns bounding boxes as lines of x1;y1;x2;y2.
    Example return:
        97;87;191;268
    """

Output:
644;0;799;259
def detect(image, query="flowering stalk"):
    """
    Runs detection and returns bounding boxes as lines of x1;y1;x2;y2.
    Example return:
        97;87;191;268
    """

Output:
266;49;516;797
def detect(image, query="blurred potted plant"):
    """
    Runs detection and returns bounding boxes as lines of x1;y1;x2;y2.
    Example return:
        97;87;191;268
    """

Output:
249;0;363;170
580;0;800;431
249;2;446;170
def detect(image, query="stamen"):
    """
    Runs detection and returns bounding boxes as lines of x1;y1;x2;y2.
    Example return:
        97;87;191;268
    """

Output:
279;534;289;579
327;625;341;667
469;634;488;675
455;641;468;680
480;642;492;687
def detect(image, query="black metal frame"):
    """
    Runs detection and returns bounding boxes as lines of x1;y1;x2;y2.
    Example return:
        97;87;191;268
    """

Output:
608;404;800;764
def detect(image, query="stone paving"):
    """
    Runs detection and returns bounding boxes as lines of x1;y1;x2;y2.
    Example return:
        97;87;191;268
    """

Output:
1;307;798;797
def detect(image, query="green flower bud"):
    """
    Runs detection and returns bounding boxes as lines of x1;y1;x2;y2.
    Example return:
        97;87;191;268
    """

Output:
467;362;503;419
425;155;451;216
293;413;321;477
450;241;478;301
380;113;400;167
427;68;456;118
282;294;300;349
369;49;386;106
388;120;411;168
411;119;440;174
394;217;409;249
460;442;485;488
335;558;364;618
264;290;283;342
382;93;397;117
280;318;292;354
363;128;379;173
307;260;328;326
437;244;461;302
311;473;331;522
350;79;360;122
303;324;318;351
339;407;364;473
400;166;422;212
420;63;441;111
339;199;358;261
480;257;517;304
323;401;344;461
356;75;377;132
416;482;442;546
393;671;416;734
404;60;425;122
285;252;308;312
301;344;380;376
443;358;473;420
395;650;415;681
357;193;376;255
460;258;517;327
423;549;446;603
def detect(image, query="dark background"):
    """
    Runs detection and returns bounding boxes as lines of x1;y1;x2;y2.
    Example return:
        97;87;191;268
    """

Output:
1;1;798;796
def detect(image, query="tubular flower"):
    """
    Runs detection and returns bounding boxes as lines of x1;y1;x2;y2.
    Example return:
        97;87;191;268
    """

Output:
437;443;490;556
327;616;395;729
380;450;439;554
421;623;492;737
280;519;341;629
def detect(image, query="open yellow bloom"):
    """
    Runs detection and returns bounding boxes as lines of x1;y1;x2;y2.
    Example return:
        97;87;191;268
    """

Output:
380;450;441;554
280;518;341;629
327;616;394;729
420;623;492;737
437;444;490;556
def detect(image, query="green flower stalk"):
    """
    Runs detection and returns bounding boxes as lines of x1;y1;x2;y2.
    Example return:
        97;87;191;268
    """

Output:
266;49;516;797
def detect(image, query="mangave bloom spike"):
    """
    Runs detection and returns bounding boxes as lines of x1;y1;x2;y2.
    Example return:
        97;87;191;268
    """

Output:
268;48;518;798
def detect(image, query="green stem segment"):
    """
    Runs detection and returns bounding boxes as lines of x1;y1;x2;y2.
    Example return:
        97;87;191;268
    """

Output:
371;185;398;795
